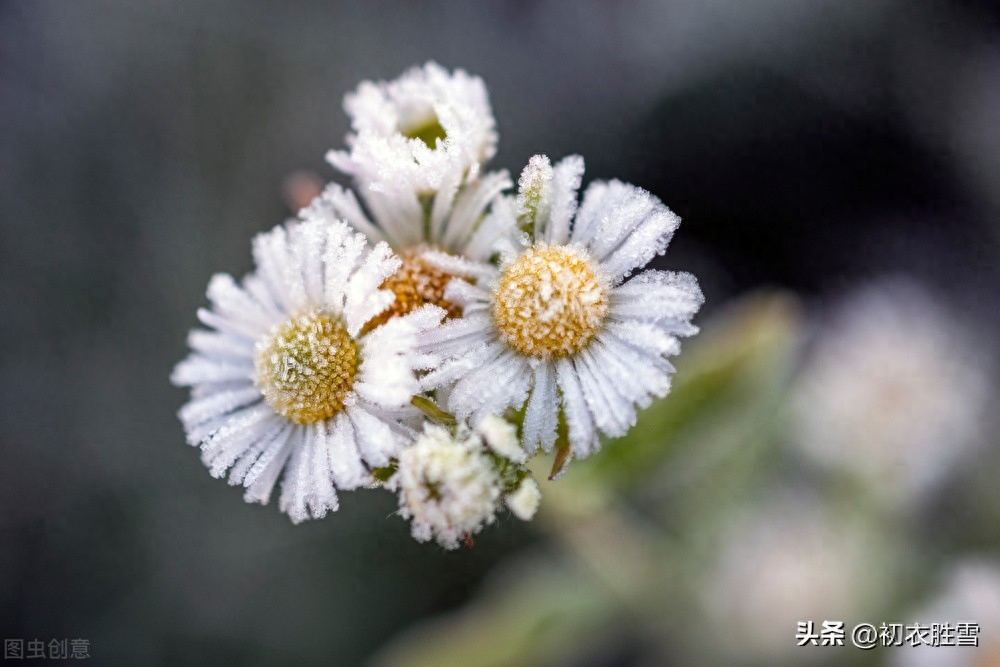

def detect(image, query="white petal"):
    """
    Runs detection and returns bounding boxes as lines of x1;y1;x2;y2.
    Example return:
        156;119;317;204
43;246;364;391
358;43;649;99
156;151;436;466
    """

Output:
196;308;260;342
429;169;461;244
611;270;704;327
599;208;681;282
442;170;512;251
605;318;683;359
186;329;255;360
347;405;400;467
569;180;609;247
307;422;341;518
545;155;584;245
322;222;368;313
421;340;504;392
251;225;297;314
575;347;635;438
289;218;327;307
200;403;275;461
278;429;312;523
229;421;292;486
442;279;490;311
517;155;553;239
171;354;252;387
243;431;296;505
178;385;262;434
206;273;274;333
420;249;498;282
328;414;371;489
555;357;598;456
521;362;559;454
310;182;385;244
344;241;400;336
464;194;518;262
418;311;494;358
452;351;532;422
206;415;286;480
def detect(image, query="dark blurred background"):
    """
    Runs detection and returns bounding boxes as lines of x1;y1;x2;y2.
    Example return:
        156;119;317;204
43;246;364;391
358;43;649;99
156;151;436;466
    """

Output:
2;1;999;665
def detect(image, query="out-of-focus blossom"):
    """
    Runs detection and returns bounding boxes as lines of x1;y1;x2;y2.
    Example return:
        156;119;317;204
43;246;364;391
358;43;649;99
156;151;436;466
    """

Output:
699;493;887;663
792;279;990;509
890;560;1000;666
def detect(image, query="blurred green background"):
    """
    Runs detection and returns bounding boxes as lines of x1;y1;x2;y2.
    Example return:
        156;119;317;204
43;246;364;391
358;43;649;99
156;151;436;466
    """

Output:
2;1;999;665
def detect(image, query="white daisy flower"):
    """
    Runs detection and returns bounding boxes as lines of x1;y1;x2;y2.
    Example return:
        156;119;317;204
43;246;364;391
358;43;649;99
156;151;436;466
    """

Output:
391;416;535;550
171;217;445;523
315;65;515;331
792;278;990;509
327;61;497;194
419;154;704;461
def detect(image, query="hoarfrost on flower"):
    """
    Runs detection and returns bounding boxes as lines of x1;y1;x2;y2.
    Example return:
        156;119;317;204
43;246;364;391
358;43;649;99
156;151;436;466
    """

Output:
419;154;703;461
328;61;497;192
171;216;445;523
792;278;990;509
315;63;516;325
392;416;536;549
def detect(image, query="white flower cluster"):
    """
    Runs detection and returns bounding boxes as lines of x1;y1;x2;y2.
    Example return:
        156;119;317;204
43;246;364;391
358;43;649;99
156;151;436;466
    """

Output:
392;416;539;549
172;62;702;547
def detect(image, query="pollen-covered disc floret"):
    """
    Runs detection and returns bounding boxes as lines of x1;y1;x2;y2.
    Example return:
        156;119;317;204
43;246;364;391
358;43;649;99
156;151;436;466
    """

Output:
364;247;464;331
254;311;359;424
392;416;536;550
419;154;703;462
172;216;445;523
493;242;608;359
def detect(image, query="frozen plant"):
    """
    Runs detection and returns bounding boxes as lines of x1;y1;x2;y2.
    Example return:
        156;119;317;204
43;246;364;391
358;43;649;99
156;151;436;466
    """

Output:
328;61;497;192
171;216;444;523
315;63;514;329
419;154;703;467
390;415;537;549
172;63;702;547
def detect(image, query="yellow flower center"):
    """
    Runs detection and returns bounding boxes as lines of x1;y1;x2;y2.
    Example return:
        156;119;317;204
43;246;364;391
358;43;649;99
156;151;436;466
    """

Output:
364;247;463;332
492;243;608;359
254;311;359;425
